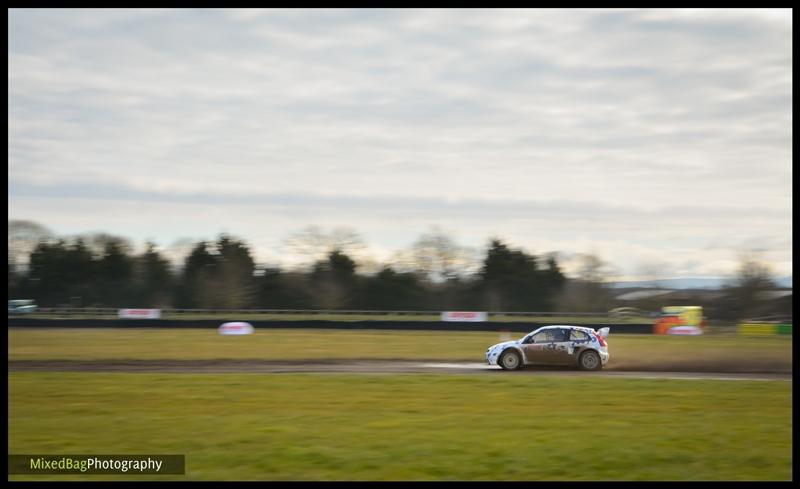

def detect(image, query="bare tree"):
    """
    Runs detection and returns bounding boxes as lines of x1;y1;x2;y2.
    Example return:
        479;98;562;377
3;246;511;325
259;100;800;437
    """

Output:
556;253;615;312
575;253;612;283
405;226;478;282
283;226;365;269
720;250;778;320
75;232;134;258
732;250;776;290
8;220;54;272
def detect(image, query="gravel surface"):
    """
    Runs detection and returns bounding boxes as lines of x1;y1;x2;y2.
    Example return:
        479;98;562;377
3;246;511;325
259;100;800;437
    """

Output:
8;359;792;380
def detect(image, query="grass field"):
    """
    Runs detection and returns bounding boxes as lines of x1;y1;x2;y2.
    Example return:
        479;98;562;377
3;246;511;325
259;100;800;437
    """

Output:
8;328;793;372
8;372;792;481
8;328;793;480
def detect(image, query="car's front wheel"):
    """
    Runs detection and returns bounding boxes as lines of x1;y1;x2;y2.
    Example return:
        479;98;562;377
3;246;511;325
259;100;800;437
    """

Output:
499;349;522;371
578;350;602;371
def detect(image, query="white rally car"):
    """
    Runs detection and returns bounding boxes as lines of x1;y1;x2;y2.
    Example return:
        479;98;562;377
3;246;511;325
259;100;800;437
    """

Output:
486;325;610;371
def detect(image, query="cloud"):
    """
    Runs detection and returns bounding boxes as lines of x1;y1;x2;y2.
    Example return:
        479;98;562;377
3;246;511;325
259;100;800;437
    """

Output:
8;8;792;278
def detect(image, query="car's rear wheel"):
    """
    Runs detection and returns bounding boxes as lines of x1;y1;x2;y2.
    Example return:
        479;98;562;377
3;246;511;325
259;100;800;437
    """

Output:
579;350;602;371
499;349;522;371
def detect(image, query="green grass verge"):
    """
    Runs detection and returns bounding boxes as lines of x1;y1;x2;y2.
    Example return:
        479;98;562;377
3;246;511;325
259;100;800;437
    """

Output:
8;328;793;372
8;372;792;480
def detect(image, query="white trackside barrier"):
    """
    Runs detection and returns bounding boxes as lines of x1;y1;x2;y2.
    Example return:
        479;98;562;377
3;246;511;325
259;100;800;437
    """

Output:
218;322;254;335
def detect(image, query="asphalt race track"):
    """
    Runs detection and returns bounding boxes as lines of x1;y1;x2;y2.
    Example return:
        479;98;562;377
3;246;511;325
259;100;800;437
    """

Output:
8;360;791;381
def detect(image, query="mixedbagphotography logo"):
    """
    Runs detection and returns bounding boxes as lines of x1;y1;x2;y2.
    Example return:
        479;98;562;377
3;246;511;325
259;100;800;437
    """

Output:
8;455;185;475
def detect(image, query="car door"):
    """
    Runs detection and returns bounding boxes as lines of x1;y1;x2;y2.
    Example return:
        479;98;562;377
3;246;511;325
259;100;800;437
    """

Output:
546;328;575;365
522;329;561;365
566;328;592;363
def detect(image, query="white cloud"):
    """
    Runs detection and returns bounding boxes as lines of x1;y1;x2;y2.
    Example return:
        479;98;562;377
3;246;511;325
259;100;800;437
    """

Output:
8;8;792;279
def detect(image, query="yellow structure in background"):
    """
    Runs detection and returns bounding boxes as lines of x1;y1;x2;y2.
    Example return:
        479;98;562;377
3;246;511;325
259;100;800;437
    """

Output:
654;306;705;334
662;306;703;326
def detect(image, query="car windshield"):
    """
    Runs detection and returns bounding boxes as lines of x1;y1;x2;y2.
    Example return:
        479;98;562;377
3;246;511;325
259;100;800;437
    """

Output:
523;328;547;342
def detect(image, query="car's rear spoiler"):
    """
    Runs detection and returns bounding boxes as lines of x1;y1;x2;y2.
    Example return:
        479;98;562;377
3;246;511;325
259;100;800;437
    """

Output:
596;327;610;339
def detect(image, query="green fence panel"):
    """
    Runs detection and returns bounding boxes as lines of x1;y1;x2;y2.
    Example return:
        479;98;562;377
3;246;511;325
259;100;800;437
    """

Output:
738;323;777;336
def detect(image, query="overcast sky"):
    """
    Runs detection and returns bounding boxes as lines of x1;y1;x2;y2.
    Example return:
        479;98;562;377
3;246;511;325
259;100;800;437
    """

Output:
8;8;792;279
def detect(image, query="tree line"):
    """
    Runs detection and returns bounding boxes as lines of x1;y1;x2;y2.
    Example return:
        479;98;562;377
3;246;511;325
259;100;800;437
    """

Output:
8;228;569;312
8;220;788;320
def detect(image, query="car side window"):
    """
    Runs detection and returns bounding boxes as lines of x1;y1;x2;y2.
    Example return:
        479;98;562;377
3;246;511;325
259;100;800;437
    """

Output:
532;332;549;343
570;330;590;342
